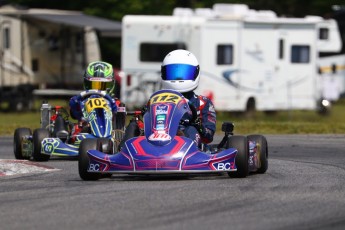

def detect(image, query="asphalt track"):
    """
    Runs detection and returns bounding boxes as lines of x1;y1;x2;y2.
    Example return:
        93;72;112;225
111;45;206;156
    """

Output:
0;134;345;230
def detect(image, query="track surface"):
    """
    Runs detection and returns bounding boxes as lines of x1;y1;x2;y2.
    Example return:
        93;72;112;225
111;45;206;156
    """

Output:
1;135;345;230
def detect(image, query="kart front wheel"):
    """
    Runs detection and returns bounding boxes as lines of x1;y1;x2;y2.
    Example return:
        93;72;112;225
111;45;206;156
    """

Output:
13;128;32;160
227;135;249;178
247;134;268;174
78;139;101;181
32;128;50;161
97;138;113;178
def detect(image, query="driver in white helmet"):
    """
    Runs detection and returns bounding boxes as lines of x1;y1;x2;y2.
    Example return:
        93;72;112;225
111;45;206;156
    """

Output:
161;49;216;147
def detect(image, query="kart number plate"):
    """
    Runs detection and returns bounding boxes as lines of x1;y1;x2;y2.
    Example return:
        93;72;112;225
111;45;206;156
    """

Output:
85;98;108;113
150;93;182;104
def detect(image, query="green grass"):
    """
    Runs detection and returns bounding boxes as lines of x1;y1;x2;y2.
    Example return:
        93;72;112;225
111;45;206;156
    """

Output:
1;99;345;136
217;99;345;134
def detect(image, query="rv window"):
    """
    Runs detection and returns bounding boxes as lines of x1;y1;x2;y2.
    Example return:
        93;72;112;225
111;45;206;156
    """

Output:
291;45;310;63
3;27;10;49
319;28;329;40
140;43;186;62
217;45;233;65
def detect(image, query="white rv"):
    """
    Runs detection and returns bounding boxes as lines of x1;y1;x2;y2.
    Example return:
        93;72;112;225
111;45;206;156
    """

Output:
121;4;343;113
0;5;121;111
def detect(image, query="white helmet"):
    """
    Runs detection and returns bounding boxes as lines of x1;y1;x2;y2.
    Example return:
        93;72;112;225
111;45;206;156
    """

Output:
161;49;200;93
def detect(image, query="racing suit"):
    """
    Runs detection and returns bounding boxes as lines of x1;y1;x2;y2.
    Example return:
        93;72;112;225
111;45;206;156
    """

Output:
180;91;216;147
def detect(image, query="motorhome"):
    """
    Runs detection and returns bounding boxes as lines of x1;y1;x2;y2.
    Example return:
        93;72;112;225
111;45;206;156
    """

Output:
0;5;121;111
121;3;343;113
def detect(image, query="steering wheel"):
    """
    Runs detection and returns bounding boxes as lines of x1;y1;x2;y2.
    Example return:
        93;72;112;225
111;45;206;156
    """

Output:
80;90;107;98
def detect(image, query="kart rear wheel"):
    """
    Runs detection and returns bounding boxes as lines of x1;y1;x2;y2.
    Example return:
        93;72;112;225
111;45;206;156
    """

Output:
247;134;268;174
98;138;113;154
78;139;101;181
118;119;140;151
13;128;32;160
226;135;249;178
32;128;50;161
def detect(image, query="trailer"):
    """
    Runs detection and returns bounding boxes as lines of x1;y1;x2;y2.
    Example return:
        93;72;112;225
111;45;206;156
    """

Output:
0;5;121;111
120;3;343;113
319;5;345;100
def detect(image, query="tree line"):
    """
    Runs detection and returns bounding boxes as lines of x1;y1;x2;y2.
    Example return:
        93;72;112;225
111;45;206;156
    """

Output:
4;0;344;66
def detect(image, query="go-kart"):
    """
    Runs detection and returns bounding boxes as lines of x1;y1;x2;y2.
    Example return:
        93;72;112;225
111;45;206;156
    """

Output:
13;90;125;161
78;89;268;180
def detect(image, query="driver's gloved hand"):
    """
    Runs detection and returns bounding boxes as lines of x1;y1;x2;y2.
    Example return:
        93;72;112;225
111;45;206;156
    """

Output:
193;118;205;136
179;119;190;126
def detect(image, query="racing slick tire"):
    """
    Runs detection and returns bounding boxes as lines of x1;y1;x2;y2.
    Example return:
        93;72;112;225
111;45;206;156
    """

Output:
32;128;50;161
118;119;141;151
78;138;101;181
13;128;32;160
247;134;268;174
97;138;113;178
226;135;249;178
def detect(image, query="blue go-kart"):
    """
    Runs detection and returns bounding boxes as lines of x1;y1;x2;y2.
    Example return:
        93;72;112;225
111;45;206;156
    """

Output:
78;89;268;180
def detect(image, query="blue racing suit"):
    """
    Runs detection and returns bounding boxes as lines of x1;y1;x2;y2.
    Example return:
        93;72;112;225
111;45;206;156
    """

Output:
180;91;216;146
69;91;118;121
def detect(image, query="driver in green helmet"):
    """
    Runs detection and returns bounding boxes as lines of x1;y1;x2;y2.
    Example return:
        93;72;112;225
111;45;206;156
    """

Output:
69;61;120;135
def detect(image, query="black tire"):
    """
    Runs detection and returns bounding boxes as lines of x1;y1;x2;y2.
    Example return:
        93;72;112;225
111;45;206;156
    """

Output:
97;138;113;178
247;134;268;174
226;135;249;178
97;138;112;154
13;128;32;160
78;139;101;181
118;119;140;151
52;115;67;137
32;128;51;161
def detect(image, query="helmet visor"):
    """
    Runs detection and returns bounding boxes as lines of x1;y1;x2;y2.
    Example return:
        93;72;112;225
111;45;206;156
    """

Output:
162;64;199;81
84;79;114;91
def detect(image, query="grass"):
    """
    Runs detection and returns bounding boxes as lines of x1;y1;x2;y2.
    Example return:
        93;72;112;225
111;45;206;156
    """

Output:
217;99;345;134
1;99;345;136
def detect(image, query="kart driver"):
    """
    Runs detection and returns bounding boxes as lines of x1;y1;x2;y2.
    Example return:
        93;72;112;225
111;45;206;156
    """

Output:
119;49;216;150
69;61;119;136
160;49;216;147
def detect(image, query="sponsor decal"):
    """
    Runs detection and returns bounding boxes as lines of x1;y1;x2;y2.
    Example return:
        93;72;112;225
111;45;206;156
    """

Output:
117;106;126;113
156;105;168;115
148;132;171;141
209;104;215;113
156;124;165;130
249;155;254;165
213;161;235;170
43;143;54;154
155;114;167;130
89;163;100;171
150;92;182;105
157;114;165;121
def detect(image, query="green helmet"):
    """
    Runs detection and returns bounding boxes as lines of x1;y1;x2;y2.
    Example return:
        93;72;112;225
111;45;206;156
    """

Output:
83;61;115;95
